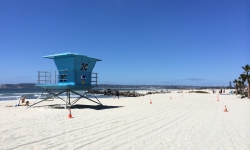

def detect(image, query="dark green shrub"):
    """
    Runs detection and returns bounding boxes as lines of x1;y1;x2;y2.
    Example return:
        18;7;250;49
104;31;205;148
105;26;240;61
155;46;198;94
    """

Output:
190;91;209;94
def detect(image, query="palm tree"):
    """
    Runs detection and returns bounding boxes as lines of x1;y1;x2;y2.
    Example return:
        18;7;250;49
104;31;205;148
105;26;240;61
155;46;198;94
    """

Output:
238;77;242;94
240;74;246;88
242;64;250;98
233;79;239;94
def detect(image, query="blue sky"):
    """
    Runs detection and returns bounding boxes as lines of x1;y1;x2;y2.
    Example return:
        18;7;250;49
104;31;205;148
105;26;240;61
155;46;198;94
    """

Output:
0;0;249;86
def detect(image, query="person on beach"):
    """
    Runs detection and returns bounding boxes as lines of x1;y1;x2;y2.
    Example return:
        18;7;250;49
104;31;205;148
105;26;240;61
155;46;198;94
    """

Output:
5;101;30;107
114;90;119;99
107;89;112;95
19;96;26;104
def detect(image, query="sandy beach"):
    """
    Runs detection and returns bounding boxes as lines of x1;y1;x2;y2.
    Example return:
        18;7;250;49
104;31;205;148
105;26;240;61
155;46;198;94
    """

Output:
0;90;250;150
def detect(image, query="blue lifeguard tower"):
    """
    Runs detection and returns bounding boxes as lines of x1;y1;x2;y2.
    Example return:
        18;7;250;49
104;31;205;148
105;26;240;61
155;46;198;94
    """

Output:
31;52;103;108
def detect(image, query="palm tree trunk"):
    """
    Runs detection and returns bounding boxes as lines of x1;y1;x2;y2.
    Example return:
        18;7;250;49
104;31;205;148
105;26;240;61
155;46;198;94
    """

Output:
239;85;241;95
248;82;250;98
236;86;238;95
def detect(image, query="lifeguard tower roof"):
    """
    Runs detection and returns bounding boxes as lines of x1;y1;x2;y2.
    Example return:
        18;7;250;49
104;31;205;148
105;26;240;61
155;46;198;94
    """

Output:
43;52;102;61
36;52;102;90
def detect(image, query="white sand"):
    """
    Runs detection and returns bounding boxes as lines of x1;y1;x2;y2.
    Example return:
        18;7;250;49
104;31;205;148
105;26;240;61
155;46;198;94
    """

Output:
0;90;250;150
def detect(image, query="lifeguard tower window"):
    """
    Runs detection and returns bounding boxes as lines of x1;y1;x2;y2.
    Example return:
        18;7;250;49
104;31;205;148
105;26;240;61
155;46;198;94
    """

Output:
36;52;101;90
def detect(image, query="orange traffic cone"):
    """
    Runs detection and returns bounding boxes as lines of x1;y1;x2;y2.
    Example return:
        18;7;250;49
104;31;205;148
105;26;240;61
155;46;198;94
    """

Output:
224;105;228;112
150;99;152;104
68;109;73;118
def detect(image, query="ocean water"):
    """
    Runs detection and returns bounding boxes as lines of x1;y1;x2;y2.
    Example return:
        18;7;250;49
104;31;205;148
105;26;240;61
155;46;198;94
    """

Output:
0;89;44;101
0;88;171;101
0;89;97;101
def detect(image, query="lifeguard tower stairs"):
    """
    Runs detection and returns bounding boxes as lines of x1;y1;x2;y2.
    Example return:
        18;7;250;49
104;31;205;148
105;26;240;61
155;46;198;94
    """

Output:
30;52;102;108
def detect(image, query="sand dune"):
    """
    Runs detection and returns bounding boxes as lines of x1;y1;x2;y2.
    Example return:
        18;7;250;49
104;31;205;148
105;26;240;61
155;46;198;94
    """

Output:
0;91;250;150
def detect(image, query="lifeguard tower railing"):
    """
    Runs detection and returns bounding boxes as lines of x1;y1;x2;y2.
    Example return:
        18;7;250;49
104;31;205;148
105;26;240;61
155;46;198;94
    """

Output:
37;70;98;86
